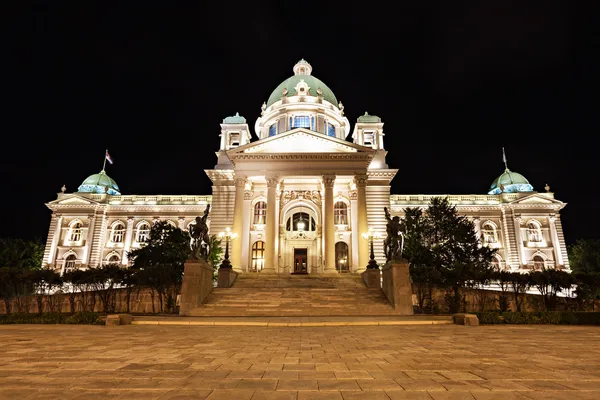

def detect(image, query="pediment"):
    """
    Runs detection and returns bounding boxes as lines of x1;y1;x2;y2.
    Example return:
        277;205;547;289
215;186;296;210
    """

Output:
228;129;373;155
510;194;561;205
48;195;101;206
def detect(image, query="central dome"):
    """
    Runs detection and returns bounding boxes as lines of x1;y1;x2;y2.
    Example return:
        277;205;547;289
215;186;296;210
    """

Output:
266;59;338;108
78;170;121;195
488;168;534;195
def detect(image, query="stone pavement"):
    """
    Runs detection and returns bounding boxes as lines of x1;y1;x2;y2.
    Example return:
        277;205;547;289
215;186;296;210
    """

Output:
1;324;600;399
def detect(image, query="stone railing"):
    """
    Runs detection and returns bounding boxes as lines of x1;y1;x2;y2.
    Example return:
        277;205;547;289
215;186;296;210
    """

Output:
108;195;212;205
390;194;500;205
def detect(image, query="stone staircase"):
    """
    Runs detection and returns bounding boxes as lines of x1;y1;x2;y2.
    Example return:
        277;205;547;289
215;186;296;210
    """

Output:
188;273;405;317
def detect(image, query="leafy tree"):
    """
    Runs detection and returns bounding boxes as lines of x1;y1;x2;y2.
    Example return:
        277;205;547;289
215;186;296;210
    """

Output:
530;269;575;311
494;270;513;312
508;272;531;312
31;269;62;313
0;237;44;271
569;239;600;274
128;221;189;313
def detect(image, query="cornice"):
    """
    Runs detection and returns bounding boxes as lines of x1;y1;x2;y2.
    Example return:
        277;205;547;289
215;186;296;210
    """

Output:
229;153;373;161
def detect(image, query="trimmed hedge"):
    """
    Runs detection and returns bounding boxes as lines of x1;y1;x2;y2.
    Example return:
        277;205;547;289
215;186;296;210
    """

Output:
0;312;104;325
475;311;600;325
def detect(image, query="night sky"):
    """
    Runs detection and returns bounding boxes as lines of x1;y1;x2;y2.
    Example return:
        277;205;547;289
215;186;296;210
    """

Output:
4;2;596;245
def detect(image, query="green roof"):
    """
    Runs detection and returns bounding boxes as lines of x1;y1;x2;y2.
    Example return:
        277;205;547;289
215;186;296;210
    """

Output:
357;112;381;123
77;170;121;195
222;112;246;124
266;75;338;108
488;168;534;195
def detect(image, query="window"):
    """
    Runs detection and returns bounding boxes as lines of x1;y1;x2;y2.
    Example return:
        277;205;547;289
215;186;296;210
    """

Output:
253;201;267;224
64;254;76;272
291;116;310;129
69;222;82;242
327;122;336;137
268;124;276;137
311;116;315;131
229;132;240;146
364;132;374;146
111;223;125;243
286;213;316;232
251;241;265;272
481;222;497;244
107;254;120;265
335;242;349;272
136;223;150;243
334;201;348;225
533;255;545;271
527;221;542;242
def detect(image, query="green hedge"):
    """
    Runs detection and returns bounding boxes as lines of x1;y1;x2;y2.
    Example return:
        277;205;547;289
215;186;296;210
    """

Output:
475;311;600;325
0;312;104;325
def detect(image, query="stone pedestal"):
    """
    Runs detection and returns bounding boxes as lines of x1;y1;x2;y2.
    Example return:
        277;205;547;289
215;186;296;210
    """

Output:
453;313;480;326
179;259;215;316
217;268;239;288
361;268;381;288
381;260;413;315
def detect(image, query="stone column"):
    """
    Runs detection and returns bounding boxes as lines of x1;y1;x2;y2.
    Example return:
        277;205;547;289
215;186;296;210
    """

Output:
323;174;336;272
230;176;247;272
473;217;482;245
350;190;359;271
513;215;526;267
548;215;564;267
263;175;279;273
83;214;96;266
240;189;253;272
47;214;63;266
355;174;369;272
178;217;186;230
122;217;135;266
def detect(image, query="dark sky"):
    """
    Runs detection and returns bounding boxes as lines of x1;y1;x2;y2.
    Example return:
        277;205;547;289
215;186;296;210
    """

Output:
4;1;596;245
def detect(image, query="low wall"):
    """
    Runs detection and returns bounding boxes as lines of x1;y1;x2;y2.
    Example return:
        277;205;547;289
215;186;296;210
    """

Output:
179;259;215;315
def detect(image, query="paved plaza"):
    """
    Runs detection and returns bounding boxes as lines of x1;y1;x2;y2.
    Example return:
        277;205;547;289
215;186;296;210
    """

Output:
1;324;600;399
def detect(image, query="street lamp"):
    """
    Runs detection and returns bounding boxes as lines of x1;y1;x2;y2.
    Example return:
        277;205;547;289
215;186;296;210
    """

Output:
218;227;238;268
361;227;381;269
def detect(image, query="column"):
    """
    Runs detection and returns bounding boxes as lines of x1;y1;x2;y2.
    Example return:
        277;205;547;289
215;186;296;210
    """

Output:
240;189;252;272
230;176;247;272
122;217;135;266
47;214;63;266
473;217;482;246
323;174;336;272
548;215;564;267
83;214;96;266
178;217;186;230
263;175;279;273
513;215;526;267
350;190;359;271
355;174;369;271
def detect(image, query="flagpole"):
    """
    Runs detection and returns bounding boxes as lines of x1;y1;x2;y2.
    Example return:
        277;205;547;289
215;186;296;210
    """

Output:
102;149;107;172
502;147;508;170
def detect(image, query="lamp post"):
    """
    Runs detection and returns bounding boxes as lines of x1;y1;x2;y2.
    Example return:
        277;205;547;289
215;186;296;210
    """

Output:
361;227;381;269
218;227;237;269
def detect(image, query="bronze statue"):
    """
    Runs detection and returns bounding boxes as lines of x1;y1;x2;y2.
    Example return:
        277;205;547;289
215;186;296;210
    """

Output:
189;204;211;261
384;207;404;262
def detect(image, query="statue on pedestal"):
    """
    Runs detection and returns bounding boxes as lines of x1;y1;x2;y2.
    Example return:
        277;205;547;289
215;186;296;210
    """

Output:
384;207;404;262
189;204;211;261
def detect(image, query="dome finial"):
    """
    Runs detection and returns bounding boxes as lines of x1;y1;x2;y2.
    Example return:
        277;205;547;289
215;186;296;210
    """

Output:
293;59;312;76
502;147;509;170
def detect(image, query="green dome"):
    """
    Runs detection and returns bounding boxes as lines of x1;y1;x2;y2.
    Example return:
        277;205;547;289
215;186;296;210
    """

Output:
266;59;338;107
77;170;121;195
488;168;534;195
357;112;381;123
223;112;246;124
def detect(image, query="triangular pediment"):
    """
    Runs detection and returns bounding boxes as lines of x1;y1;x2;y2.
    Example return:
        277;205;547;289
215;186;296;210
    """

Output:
228;129;374;155
48;194;101;206
509;193;562;205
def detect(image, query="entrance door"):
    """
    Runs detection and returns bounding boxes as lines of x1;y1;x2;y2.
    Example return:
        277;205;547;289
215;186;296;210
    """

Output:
293;248;308;274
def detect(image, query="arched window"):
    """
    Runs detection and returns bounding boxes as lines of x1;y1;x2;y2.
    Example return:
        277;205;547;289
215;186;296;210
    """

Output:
334;202;347;225
491;256;504;271
527;221;542;243
136;223;150;243
327;122;336;137
69;221;82;242
335;242;349;272
107;254;120;265
111;223;125;243
533;255;545;271
253;201;267;224
64;254;76;272
481;222;497;245
251;241;265;272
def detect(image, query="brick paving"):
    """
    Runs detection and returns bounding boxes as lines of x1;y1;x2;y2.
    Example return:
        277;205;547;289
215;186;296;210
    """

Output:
1;324;600;399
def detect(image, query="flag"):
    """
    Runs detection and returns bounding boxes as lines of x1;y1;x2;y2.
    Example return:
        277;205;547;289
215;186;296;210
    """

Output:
105;150;114;165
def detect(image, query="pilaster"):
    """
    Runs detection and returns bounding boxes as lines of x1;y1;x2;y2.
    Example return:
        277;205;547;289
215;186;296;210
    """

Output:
83;214;97;266
323;174;336;272
230;176;247;272
355;174;369;272
122;217;135;266
263;175;279;273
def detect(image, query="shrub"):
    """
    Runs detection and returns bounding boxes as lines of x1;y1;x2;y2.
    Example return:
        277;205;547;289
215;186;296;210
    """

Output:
474;311;600;325
0;312;104;325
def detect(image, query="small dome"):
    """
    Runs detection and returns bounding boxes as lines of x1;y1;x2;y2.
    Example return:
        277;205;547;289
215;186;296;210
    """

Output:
488;168;534;195
78;170;121;195
223;112;246;124
357;112;381;123
266;60;338;107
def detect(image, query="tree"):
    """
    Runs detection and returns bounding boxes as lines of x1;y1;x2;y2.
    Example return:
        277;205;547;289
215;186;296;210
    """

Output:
508;272;531;312
530;269;574;311
128;221;189;313
569;239;600;274
0;237;44;271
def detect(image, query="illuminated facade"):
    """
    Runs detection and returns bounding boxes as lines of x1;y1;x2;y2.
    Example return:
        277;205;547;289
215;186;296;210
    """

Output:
43;60;570;275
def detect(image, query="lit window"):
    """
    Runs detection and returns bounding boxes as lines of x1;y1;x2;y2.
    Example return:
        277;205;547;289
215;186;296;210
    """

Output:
335;242;349;272
327;122;336;137
286;212;315;232
533;255;545;271
251;241;265;272
229;132;240;146
364;132;374;146
107;255;120;265
527;221;542;242
311;116;315;131
65;254;76;272
268;124;276;137
136;223;150;243
481;222;497;244
111;223;125;243
253;201;267;224
334;202;347;225
292;116;310;129
69;222;82;242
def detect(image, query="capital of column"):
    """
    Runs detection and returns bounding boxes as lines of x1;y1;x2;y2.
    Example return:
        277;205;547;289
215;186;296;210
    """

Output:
234;177;247;188
548;214;556;223
514;215;522;223
322;174;336;188
353;174;368;187
127;216;134;222
266;176;280;188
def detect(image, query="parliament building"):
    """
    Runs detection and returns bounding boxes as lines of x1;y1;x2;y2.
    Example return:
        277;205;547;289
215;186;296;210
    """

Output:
42;60;570;275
